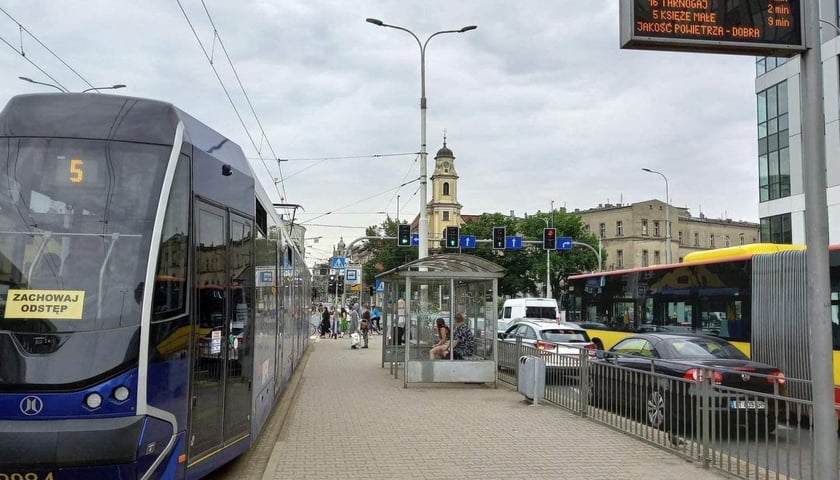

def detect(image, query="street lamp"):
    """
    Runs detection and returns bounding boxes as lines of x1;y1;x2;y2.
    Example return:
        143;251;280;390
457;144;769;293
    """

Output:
81;84;126;93
18;76;66;92
642;168;671;264
366;18;476;259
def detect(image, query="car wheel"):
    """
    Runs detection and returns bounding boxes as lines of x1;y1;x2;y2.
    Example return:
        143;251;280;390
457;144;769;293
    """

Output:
646;390;667;429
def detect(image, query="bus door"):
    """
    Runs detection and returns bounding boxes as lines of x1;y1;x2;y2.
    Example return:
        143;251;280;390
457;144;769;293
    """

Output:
611;300;635;330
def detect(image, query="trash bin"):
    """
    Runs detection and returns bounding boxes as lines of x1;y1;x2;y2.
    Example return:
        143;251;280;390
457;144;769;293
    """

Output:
517;355;545;402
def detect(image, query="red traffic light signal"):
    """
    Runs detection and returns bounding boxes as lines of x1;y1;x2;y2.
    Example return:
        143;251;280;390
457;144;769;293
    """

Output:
543;228;556;250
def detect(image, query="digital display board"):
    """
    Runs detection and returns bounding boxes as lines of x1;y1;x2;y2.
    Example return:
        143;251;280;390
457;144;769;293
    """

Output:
620;0;805;56
52;156;102;187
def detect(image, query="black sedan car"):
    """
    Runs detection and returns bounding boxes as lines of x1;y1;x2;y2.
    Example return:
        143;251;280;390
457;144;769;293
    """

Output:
590;333;785;437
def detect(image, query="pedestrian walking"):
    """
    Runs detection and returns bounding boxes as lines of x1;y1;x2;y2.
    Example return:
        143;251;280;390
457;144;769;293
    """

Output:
396;296;406;345
371;305;382;333
338;308;349;338
349;306;360;334
360;305;371;348
320;306;331;338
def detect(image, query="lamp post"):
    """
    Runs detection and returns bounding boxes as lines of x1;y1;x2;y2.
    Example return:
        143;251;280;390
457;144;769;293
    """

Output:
642;168;671;264
366;18;476;259
81;84;126;93
18;76;66;92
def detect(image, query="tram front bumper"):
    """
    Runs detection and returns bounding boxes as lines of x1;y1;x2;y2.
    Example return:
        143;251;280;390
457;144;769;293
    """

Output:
0;416;145;467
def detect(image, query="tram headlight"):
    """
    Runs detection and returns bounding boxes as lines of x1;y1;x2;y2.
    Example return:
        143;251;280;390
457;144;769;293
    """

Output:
85;392;103;409
113;386;130;402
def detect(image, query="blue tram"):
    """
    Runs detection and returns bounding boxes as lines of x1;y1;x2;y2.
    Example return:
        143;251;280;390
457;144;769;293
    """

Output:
0;93;311;479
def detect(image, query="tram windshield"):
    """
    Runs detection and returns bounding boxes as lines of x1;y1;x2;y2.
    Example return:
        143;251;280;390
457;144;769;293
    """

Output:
0;137;169;389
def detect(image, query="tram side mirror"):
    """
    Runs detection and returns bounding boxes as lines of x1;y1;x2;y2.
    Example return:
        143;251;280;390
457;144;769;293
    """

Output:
221;164;233;176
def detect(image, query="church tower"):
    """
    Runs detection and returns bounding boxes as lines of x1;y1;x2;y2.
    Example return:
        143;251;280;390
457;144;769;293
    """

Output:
427;134;463;247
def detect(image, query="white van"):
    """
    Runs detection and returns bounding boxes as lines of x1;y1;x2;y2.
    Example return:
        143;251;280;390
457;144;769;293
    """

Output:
499;297;560;331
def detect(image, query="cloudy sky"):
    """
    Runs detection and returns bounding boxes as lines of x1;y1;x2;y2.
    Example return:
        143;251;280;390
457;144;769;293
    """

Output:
0;1;760;265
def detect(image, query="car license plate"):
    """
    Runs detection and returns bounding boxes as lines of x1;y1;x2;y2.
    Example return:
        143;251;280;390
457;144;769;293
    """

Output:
730;400;766;409
0;472;55;480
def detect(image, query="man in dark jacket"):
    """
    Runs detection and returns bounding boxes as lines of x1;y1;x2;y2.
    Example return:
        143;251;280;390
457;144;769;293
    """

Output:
320;306;331;338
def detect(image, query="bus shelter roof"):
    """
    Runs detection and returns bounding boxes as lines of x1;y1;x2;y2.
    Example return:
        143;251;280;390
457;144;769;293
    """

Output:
375;253;505;280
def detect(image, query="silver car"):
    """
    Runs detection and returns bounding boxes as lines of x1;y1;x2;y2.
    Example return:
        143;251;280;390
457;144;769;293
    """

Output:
500;319;596;378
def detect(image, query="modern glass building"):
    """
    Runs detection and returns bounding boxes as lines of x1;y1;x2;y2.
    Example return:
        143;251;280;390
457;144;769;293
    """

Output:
755;32;840;244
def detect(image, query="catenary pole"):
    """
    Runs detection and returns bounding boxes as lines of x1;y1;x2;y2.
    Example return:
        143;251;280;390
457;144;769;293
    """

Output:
801;0;838;477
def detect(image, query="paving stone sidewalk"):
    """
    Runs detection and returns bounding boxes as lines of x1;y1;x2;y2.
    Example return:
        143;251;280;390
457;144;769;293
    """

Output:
258;333;731;480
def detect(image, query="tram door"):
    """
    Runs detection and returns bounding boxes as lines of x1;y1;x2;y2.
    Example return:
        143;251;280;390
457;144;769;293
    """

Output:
189;201;253;461
223;213;252;440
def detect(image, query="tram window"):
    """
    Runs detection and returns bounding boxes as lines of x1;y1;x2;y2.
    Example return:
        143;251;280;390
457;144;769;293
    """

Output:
152;154;190;321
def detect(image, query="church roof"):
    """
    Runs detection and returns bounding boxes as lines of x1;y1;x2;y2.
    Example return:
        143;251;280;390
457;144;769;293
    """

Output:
435;145;453;158
434;137;454;159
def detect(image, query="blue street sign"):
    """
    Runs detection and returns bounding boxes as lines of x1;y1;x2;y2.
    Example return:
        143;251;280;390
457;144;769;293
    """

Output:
459;235;476;249
375;279;384;293
411;233;420;247
345;268;358;282
331;257;346;269
505;236;523;250
256;268;274;287
556;237;573;251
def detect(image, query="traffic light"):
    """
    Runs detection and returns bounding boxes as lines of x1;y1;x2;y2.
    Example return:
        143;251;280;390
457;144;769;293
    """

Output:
492;227;506;250
398;224;411;246
445;226;459;248
369;285;375;297
337;274;344;295
543;228;556;250
328;275;336;292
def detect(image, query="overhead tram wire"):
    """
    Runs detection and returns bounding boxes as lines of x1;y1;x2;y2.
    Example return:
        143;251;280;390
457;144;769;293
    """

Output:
198;0;286;201
382;153;420;216
176;0;286;203
0;34;66;91
300;178;420;224
304;224;369;229
267;152;419;162
246;152;418;183
0;6;97;92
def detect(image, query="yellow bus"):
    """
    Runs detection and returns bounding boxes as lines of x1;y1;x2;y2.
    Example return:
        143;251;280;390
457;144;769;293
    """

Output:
565;243;838;408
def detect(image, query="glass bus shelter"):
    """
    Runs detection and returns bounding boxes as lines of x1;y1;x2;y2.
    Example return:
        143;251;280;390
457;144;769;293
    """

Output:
376;254;505;387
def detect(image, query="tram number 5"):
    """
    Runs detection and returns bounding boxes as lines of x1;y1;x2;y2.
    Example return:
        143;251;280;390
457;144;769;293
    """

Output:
70;158;84;183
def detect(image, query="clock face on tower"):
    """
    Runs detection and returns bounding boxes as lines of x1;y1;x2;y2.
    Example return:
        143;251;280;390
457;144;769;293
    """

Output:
443;162;449;168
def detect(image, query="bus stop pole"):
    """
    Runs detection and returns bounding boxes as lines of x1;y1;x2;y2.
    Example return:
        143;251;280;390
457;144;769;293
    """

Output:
800;1;838;476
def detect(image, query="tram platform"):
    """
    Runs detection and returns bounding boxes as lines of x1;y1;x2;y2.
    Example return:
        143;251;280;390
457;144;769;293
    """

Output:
211;330;730;480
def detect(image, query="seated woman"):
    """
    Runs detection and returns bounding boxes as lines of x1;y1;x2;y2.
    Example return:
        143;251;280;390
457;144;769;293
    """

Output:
450;313;475;360
429;318;451;360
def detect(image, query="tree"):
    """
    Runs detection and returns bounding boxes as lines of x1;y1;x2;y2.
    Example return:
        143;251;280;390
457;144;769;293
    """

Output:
354;211;603;302
459;213;535;296
361;217;417;286
516;210;600;299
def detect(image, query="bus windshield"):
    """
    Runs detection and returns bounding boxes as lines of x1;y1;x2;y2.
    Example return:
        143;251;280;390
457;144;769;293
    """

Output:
0;137;169;389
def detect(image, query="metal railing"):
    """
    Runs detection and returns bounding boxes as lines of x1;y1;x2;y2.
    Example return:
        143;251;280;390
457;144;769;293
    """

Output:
496;339;827;480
